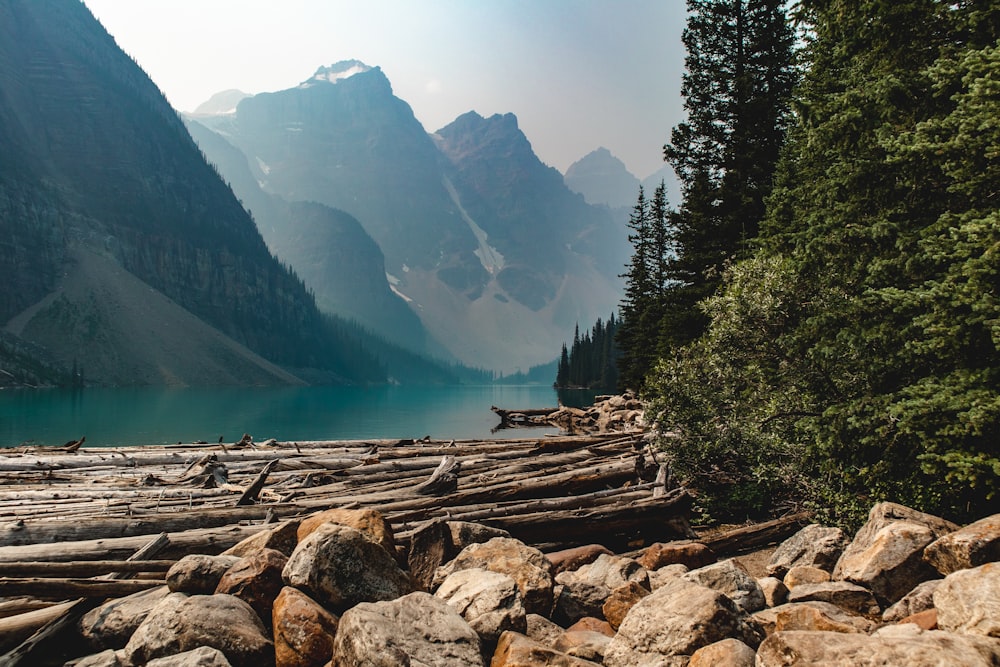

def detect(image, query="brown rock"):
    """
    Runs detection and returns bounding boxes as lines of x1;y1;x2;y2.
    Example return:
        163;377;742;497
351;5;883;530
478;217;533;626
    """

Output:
603;577;763;667
602;581;650;631
753;601;878;635
297;508;397;559
766;524;849;579
215;548;287;624
282;522;413;614
924;513;1000;576
272;587;339;667
648;564;689;591
222;519;300;558
900;608;938;630
436;537;554;616
786;581;880;616
408;518;456;591
491;631;602;667
689;638;756;667
526;613;566;645
882;579;941;622
934;561;1000;637
546;544;614;575
166;555;241;595
449;521;511;550
834;502;958;606
756;625;1000;666
757;577;788;608
783;565;831;589
555;630;611;663
637;540;715;571
566;617;615;637
122;593;273;667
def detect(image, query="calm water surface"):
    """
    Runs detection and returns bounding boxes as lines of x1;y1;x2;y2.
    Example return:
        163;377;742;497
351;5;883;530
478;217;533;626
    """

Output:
0;384;568;447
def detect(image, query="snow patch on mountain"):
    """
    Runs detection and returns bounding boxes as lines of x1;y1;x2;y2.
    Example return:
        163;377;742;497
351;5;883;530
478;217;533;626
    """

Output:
301;60;372;88
441;175;505;275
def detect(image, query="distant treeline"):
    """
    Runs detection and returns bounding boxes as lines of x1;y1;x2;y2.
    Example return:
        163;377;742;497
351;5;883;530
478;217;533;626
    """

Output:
553;315;620;392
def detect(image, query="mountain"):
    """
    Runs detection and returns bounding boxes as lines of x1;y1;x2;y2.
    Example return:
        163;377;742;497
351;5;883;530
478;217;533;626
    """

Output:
0;0;385;386
192;65;628;370
191;89;251;115
564;147;641;209
186;119;441;357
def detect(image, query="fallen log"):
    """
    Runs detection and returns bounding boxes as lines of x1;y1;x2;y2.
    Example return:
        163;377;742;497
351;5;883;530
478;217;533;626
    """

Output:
0;577;165;598
0;560;174;577
698;511;813;555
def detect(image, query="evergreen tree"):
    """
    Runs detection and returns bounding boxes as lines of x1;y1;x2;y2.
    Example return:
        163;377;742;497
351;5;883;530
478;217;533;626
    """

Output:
617;188;656;390
659;0;796;350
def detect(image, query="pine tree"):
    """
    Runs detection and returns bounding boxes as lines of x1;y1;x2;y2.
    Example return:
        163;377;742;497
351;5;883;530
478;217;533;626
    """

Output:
617;188;657;390
659;0;796;350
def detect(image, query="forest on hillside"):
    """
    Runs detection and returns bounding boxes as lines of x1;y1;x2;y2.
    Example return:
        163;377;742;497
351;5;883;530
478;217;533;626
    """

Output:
570;0;999;527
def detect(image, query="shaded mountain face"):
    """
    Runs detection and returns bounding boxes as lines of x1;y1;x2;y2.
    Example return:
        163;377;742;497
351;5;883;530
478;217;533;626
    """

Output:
564;147;641;209
194;67;628;370
0;1;382;385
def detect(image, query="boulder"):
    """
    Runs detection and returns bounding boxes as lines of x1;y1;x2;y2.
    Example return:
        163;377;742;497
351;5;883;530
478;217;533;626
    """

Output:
222;519;300;558
757;577;788;607
331;591;482;666
688;638;756;667
449;520;511;550
766;524;848;579
74;650;123;667
551;582;607;626
297;508;397;559
145;647;233;666
215;548;288;624
122;593;273;667
79;585;171;650
637;541;715;571
603;581;651;631
552;555;648;625
752;601;878;635
648;564;689;591
435;568;527;647
603;577;762;667
900;608;938;630
282;522;413;613
526;613;565;646
166;555;241;595
546;544;614;575
491;631;602;667
924;513;1000;576
567;617;615;636
786;580;880;616
555;630;612;663
882;579;941;622
272;586;339;667
783;565;831;589
682;558;765;613
934;561;1000;637
408;518;456;591
435;537;554;616
833;502;958;605
756;625;1000;666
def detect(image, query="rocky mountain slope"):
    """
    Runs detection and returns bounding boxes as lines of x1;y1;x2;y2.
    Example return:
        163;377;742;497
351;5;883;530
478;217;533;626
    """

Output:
192;62;629;371
564;147;641;209
0;0;387;385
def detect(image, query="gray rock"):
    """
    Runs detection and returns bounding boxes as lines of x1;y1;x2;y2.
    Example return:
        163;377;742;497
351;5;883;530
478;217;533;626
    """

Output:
767;524;848;579
556;629;613;662
73;650;123;667
649;563;688;591
603;577;762;667
331;591;483;666
924;513;1000;576
525;612;565;646
282;522;413;613
434;537;554;616
122;593;272;667
552;581;610;626
756;625;1000;666
552;554;649;624
448;520;510;550
146;647;233;666
682;558;765;613
834;502;957;606
79;585;171;650
165;555;241;595
435;568;526;647
935;561;1000;637
786;580;880;616
883;579;942;622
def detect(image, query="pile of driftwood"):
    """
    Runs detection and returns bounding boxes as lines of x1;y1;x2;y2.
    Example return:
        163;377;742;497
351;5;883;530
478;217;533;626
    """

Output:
492;393;645;434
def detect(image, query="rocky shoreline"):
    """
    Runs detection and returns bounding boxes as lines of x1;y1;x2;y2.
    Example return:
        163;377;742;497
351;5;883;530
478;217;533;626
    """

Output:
1;498;997;664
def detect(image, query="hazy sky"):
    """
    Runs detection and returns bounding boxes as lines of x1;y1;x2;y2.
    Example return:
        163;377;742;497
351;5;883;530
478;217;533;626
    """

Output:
84;0;687;179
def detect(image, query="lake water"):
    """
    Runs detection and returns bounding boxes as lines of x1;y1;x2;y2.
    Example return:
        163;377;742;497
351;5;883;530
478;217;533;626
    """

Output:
0;384;581;448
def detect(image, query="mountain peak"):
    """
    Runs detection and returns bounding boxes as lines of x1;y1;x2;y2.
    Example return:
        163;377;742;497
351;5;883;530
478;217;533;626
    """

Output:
564;147;640;208
191;89;251;116
303;60;373;86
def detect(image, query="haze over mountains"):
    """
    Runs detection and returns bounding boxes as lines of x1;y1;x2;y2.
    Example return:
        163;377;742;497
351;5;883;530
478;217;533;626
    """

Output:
190;60;632;371
0;1;646;386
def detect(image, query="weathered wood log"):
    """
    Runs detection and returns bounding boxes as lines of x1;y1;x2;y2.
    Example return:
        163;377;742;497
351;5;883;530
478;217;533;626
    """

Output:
0;577;165;598
0;601;77;654
0;560;175;577
414;456;460;495
236;458;279;506
698;511;813;555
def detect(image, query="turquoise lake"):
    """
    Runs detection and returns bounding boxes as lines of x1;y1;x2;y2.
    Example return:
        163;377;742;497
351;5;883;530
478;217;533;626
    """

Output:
0;385;581;448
